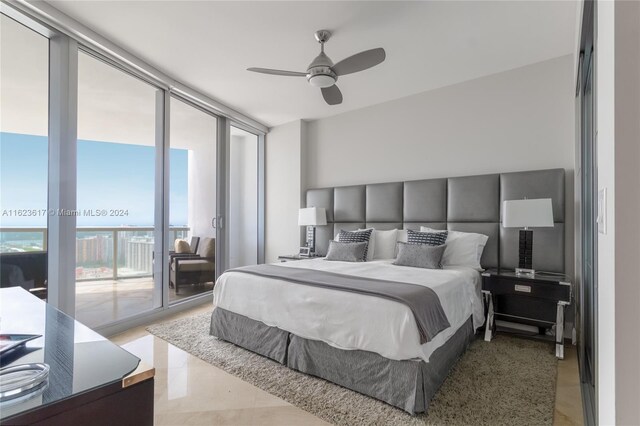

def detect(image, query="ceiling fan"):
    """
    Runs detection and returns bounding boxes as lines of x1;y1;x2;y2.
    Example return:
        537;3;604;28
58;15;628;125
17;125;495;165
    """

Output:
247;30;386;106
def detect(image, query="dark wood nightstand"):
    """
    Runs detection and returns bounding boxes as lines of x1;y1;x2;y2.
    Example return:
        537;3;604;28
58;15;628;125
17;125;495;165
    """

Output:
481;269;571;359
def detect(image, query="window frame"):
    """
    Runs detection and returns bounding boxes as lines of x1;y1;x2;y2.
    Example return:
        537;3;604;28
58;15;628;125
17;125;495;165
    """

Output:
0;2;266;335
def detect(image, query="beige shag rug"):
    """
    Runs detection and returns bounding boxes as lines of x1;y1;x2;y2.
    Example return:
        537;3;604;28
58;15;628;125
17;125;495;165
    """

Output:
147;311;558;426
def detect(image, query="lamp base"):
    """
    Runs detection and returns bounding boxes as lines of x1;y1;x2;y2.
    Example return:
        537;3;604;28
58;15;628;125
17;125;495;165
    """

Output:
515;268;536;277
306;226;316;254
518;229;534;271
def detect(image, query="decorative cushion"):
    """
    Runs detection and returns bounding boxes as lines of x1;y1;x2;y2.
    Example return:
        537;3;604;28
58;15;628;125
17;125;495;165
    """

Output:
355;228;377;261
198;238;216;258
336;229;376;261
393;242;446;269
325;241;368;262
174;239;191;253
337;229;373;261
173;259;215;272
371;229;398;259
421;226;489;271
407;229;448;246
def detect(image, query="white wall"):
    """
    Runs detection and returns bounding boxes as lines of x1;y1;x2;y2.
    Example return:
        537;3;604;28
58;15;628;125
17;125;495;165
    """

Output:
229;132;259;268
186;140;217;240
613;1;640;424
305;55;576;274
171;97;218;241
265;120;305;263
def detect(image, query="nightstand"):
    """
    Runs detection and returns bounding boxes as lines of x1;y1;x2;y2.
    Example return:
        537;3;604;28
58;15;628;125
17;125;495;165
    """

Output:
277;254;322;262
481;269;571;359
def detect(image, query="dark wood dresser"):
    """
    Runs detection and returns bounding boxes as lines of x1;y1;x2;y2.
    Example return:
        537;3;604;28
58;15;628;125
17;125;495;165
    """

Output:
0;288;155;425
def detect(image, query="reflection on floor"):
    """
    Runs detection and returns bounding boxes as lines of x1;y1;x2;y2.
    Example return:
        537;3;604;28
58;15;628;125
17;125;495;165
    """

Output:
111;305;329;426
75;278;213;328
111;305;584;426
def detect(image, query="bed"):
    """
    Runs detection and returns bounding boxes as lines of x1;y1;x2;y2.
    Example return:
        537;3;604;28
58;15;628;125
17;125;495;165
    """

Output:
209;169;566;414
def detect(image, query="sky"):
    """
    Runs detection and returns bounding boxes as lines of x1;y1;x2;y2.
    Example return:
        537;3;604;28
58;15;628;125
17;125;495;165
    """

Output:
0;132;188;227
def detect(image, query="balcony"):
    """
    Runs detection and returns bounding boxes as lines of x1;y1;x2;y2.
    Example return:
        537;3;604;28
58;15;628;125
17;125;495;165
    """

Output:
0;226;214;328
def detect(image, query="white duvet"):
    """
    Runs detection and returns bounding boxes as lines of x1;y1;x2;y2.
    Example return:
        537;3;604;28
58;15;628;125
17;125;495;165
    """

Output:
213;258;484;362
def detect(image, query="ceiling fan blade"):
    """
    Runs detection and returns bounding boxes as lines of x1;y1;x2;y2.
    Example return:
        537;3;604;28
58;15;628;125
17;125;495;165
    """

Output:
332;48;386;76
321;84;343;105
247;67;307;77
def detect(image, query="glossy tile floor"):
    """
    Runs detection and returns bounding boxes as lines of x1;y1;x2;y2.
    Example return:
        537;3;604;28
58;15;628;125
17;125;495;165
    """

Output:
554;346;585;425
111;305;584;426
76;278;213;328
112;304;328;426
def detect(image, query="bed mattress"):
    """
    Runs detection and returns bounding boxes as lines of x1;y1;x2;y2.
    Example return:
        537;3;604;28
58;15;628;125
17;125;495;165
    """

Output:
213;258;484;362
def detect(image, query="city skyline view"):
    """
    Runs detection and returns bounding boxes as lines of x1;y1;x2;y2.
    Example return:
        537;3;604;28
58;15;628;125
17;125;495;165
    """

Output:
1;132;191;277
0;132;189;227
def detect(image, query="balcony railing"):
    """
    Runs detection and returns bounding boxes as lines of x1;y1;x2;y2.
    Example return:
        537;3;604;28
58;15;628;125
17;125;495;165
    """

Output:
0;226;189;281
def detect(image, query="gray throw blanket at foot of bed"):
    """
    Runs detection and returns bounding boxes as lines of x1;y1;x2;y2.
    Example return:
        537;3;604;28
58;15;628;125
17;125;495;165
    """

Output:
228;264;450;343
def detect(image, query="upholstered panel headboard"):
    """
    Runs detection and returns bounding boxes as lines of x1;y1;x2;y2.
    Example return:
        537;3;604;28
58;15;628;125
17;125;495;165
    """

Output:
305;168;565;272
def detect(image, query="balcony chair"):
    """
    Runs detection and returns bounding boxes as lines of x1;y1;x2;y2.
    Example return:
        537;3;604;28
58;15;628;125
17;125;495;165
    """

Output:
167;236;200;282
170;237;215;295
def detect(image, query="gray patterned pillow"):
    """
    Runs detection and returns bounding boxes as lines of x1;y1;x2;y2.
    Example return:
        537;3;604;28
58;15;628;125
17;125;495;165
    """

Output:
407;229;448;246
325;241;368;262
393;242;446;269
338;229;373;261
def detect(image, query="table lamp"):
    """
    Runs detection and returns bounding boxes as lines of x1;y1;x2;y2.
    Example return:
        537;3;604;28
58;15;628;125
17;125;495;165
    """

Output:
298;207;327;255
503;198;554;277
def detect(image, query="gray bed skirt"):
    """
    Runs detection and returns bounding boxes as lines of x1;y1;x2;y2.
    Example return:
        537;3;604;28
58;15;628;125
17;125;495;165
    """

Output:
210;307;475;415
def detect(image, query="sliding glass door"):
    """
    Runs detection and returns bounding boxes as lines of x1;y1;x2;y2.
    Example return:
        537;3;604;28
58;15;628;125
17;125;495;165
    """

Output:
577;0;596;422
580;51;596;393
75;51;160;328
0;15;50;294
1;5;265;332
168;97;218;302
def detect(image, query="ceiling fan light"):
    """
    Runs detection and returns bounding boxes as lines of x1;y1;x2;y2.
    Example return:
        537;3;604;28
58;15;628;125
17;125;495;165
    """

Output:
308;74;335;88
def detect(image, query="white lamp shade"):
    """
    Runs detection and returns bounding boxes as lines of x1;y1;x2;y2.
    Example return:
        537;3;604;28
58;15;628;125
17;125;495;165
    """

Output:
503;198;554;228
298;207;327;226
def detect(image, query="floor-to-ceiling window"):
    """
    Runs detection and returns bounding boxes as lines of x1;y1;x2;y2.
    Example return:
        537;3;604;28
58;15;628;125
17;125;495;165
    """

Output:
0;4;265;332
0;14;49;291
168;96;217;302
74;51;161;328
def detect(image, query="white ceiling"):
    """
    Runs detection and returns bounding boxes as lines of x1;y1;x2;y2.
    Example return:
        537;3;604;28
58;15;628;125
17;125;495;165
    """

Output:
1;13;216;148
47;1;578;128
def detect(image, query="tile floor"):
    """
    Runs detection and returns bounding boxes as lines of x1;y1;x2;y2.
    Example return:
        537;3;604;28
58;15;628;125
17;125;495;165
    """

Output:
554;346;585;425
76;278;213;328
111;304;584;425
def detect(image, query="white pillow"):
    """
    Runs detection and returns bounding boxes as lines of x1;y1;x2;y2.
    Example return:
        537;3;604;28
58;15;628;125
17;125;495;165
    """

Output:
420;226;488;271
336;229;376;261
395;229;408;256
370;229;398;259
